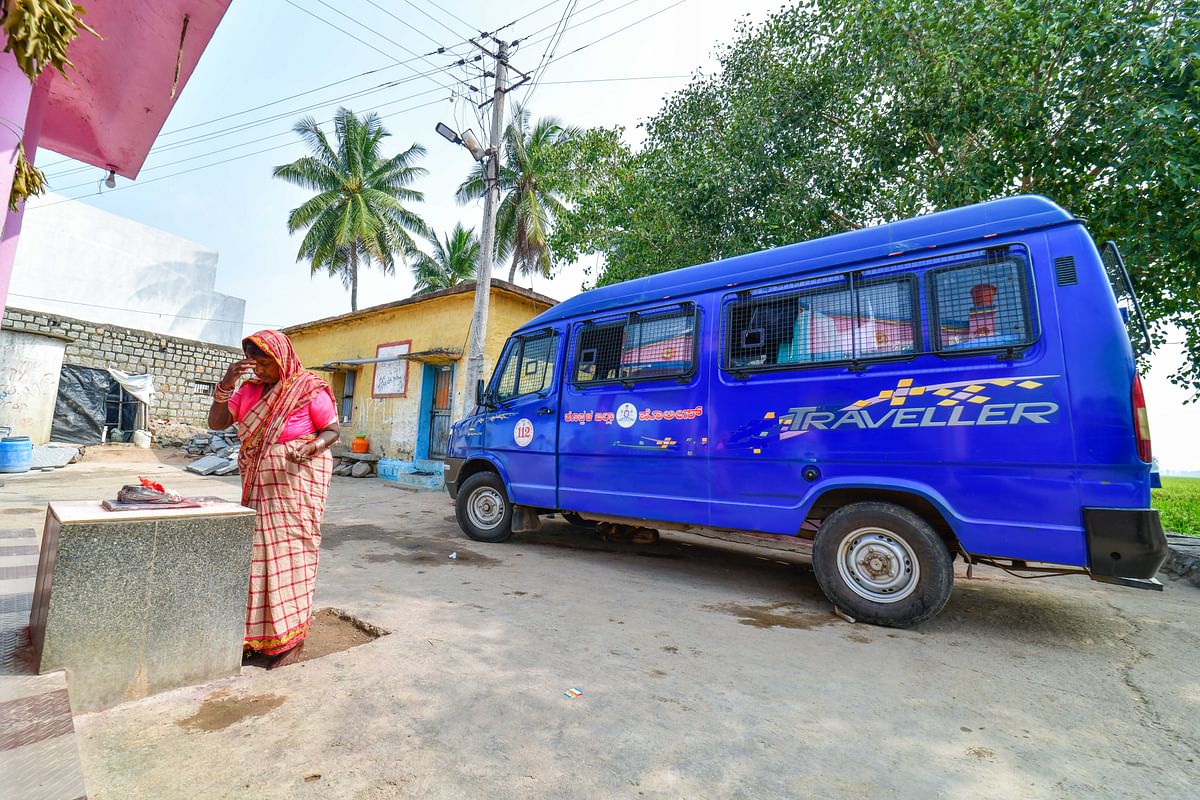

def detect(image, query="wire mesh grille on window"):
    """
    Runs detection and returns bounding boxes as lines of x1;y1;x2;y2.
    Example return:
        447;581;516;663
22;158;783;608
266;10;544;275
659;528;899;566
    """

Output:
725;276;916;370
193;381;215;396
496;334;557;402
930;252;1031;352
574;305;696;384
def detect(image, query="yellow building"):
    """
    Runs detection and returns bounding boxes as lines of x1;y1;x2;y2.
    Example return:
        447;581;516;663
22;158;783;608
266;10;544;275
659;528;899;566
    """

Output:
284;280;555;461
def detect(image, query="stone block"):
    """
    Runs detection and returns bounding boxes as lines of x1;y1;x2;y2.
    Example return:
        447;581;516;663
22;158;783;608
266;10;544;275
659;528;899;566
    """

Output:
186;456;229;475
30;501;256;712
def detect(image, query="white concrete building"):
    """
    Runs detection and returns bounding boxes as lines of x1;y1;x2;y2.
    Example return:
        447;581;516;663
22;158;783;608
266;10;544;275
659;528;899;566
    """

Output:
9;194;245;346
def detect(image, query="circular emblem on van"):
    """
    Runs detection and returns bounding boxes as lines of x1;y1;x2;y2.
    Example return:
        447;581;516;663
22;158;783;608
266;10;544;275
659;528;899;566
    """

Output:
514;418;535;447
616;402;638;428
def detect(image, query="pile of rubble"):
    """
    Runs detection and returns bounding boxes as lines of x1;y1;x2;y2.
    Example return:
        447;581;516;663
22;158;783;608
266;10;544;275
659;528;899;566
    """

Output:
182;427;241;477
331;449;377;479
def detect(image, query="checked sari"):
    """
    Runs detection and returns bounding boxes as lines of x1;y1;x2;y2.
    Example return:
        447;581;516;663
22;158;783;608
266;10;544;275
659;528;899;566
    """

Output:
237;330;336;656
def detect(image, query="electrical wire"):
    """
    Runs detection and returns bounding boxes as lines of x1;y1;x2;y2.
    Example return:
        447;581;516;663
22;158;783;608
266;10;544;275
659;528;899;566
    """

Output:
366;0;471;44
298;0;461;93
46;87;449;193
521;0;578;107
28;97;448;209
6;293;282;328
43;73;448;180
542;0;695;68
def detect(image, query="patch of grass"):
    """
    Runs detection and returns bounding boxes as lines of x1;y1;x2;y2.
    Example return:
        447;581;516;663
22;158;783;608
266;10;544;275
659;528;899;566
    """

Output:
1152;477;1200;537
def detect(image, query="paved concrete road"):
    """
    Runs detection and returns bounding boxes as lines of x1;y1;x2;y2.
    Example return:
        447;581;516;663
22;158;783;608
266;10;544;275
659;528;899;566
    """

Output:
5;449;1198;799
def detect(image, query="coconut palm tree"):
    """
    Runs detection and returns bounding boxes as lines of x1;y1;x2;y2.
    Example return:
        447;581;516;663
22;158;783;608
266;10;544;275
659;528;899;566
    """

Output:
455;104;580;283
274;107;429;311
410;223;480;294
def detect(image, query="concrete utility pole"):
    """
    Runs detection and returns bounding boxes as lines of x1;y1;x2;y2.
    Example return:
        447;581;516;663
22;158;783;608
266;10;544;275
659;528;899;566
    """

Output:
463;41;509;407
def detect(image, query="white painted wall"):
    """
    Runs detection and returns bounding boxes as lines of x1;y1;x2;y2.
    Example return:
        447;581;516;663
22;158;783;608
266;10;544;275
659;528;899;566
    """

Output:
10;193;245;346
0;329;66;443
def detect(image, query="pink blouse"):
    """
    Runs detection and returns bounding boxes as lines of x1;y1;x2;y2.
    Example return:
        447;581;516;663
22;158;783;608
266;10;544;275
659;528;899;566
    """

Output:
228;383;337;443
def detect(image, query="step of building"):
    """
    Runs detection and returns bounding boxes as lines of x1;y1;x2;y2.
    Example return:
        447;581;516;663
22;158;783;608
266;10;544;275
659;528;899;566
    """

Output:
382;470;445;491
0;528;89;800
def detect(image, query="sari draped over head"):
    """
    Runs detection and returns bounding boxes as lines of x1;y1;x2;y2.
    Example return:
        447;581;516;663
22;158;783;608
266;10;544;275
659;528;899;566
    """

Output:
237;330;336;656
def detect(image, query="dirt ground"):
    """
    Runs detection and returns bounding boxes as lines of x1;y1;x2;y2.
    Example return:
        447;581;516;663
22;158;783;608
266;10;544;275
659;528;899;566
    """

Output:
5;446;1199;799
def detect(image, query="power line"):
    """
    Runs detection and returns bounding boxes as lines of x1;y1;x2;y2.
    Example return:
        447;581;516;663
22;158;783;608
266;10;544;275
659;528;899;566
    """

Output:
365;0;469;44
47;86;448;193
292;0;460;93
421;0;476;33
521;0;578;106
29;97;447;209
44;73;445;180
538;0;695;73
7;293;282;328
34;3;548;173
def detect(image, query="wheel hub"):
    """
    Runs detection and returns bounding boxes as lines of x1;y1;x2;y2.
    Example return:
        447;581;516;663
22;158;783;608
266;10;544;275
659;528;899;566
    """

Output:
468;487;504;529
836;527;920;604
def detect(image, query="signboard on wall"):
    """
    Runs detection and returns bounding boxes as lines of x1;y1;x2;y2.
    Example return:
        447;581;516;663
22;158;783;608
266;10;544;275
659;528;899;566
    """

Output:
372;340;411;397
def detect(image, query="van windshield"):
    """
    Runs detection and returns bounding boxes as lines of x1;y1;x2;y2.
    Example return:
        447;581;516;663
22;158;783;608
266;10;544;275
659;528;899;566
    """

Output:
1100;241;1152;358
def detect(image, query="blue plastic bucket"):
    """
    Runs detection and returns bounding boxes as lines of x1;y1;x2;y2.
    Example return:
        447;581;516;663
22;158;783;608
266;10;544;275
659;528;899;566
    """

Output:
0;436;33;474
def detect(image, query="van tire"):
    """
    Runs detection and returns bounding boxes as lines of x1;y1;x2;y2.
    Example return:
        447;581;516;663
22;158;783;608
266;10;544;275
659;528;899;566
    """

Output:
812;501;953;628
456;472;514;543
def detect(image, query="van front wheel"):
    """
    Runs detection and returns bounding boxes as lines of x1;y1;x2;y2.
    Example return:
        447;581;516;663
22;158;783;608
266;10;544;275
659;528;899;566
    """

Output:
456;472;514;543
812;502;953;628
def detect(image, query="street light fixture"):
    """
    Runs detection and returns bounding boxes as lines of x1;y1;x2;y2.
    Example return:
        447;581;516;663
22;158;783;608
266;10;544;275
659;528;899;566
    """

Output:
435;122;488;162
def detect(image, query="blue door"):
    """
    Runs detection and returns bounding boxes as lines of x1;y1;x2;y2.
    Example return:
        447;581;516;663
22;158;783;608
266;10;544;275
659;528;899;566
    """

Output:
482;330;561;508
557;302;710;526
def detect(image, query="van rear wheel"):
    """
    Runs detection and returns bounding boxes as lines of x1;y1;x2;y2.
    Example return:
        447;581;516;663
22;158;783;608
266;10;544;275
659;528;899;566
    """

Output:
456;472;514;543
812;501;953;628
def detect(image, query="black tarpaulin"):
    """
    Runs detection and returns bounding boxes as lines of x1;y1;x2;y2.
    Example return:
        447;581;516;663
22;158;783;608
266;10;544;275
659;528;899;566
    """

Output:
50;365;109;445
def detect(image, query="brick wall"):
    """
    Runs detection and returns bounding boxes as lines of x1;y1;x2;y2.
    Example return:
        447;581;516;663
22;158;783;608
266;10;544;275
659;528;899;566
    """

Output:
1;306;241;436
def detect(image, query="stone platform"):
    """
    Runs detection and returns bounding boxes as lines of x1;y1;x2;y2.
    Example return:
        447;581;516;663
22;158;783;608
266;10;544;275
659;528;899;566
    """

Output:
31;501;255;712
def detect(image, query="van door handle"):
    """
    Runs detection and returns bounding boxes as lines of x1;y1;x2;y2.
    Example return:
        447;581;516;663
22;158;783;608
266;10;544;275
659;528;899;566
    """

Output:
537;407;555;415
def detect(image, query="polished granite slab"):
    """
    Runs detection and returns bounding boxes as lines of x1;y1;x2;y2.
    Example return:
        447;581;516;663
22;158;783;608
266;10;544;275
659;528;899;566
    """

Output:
31;501;255;712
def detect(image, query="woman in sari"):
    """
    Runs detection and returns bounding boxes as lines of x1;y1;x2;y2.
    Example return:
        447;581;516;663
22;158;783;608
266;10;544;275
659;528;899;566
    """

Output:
208;330;340;669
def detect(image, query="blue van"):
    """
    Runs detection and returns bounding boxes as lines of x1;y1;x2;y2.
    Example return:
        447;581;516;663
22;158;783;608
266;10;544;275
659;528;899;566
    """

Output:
444;195;1168;627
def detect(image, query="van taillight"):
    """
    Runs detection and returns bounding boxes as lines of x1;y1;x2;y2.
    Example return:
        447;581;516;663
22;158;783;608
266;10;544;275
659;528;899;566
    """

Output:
1132;374;1152;463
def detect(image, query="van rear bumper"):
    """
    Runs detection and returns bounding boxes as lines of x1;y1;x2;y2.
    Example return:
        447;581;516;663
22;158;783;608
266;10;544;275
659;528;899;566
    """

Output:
1084;508;1168;580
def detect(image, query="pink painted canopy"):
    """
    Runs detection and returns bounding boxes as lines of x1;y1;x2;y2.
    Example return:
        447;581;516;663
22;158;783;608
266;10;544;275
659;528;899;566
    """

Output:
34;0;232;178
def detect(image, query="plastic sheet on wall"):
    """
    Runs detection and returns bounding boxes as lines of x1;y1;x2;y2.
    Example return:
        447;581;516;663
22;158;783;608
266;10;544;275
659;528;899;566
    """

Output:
107;369;157;406
49;365;110;445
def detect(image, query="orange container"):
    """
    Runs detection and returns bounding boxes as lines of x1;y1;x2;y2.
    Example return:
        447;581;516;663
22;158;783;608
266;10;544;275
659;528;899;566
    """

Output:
351;435;369;454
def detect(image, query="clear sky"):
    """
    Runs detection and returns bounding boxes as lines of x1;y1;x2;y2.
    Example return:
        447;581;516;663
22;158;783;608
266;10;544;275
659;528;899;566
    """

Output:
19;0;1198;470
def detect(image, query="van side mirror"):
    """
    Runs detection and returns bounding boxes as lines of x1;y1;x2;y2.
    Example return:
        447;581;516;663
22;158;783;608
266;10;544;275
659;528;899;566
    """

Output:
475;379;485;407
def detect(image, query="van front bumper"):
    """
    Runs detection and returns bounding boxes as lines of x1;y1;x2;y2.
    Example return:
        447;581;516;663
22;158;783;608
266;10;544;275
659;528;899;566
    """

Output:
1084;508;1168;586
444;458;465;499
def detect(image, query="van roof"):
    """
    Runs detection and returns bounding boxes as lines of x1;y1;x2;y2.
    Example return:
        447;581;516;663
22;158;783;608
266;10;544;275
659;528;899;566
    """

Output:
524;194;1075;329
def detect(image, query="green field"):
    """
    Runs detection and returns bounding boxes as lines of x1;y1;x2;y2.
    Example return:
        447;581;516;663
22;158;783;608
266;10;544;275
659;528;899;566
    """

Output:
1153;477;1200;537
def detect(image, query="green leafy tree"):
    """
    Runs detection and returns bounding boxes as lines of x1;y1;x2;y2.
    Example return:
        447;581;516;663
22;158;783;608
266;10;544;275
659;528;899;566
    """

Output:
555;0;1200;394
274;108;430;311
456;105;581;283
409;223;480;294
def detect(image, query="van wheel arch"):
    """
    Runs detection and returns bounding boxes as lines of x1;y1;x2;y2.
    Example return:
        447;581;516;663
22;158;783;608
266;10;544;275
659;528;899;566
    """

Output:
804;488;960;552
458;458;506;487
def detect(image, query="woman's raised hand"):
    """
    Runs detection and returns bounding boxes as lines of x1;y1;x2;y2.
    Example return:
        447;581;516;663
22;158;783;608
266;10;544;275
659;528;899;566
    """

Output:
221;359;255;389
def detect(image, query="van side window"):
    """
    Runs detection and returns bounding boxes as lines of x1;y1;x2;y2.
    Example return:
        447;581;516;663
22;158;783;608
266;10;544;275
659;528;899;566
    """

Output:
724;275;917;371
929;256;1033;353
493;332;558;403
573;303;698;385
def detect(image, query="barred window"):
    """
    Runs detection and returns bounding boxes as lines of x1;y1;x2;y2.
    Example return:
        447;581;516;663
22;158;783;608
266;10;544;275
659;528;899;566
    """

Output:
724;275;917;372
573;304;697;385
929;254;1033;353
193;381;215;396
492;332;558;403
